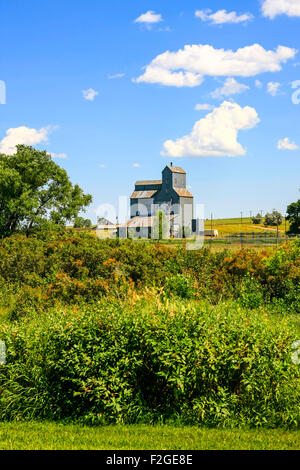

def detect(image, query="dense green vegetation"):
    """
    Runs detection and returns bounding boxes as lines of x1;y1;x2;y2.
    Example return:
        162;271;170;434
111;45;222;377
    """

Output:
0;230;299;317
0;422;298;450
0;231;299;432
0;298;298;427
74;216;92;228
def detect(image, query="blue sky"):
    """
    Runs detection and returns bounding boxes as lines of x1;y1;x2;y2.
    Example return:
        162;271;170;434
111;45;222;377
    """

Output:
1;0;300;221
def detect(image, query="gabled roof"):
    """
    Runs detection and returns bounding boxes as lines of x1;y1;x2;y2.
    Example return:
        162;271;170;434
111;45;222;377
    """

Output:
173;188;193;198
127;216;154;228
98;217;114;225
166;166;186;174
130;190;158;199
135;180;162;186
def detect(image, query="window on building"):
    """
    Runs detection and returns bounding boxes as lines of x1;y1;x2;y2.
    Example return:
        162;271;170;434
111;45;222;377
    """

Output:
136;211;140;216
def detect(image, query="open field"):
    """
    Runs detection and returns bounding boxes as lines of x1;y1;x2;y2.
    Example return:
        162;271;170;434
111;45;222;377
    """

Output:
0;422;299;450
204;217;289;236
71;218;294;251
73;217;289;237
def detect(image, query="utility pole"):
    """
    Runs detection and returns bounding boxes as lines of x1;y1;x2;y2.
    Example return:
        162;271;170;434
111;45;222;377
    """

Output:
240;212;243;225
210;213;213;249
260;210;264;225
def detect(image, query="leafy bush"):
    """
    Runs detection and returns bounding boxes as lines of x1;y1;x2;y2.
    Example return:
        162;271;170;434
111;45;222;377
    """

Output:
164;274;195;299
238;275;265;309
0;300;298;428
252;214;263;225
0;232;299;316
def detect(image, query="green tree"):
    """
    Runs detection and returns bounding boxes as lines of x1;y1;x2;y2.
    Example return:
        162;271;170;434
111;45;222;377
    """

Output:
252;213;263;225
153;210;168;240
0;145;92;238
74;217;92;228
264;210;283;227
286;197;300;234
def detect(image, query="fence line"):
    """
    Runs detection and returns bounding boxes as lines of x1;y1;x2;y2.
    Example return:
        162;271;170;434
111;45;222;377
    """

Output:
206;233;299;248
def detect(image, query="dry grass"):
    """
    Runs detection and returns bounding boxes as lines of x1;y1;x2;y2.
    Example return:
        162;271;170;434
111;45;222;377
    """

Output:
204;217;289;236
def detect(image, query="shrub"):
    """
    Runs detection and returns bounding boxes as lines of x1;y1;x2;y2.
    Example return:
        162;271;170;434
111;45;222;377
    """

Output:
164;274;195;299
0;300;298;428
0;232;299;315
237;275;265;309
252;214;263;225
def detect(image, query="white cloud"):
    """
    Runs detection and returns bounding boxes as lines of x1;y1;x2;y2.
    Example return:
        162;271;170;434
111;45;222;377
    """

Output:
161;101;260;158
82;88;99;101
133;163;140;167
211;78;250;98
50;152;67;159
0;126;53;155
195;103;214;111
262;0;300;19
195;9;253;24
267;81;281;96
134;11;162;24
277;137;299;150
255;79;263;88
108;73;125;79
134;44;297;87
99;164;106;168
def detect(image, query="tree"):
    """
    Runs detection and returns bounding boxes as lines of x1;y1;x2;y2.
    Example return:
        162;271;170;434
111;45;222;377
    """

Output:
74;217;92;228
153;210;168;240
286;198;300;234
0;145;92;237
264;210;283;227
252;213;263;225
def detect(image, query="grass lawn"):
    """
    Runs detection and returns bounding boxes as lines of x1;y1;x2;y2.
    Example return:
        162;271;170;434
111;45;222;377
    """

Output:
0;423;299;450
